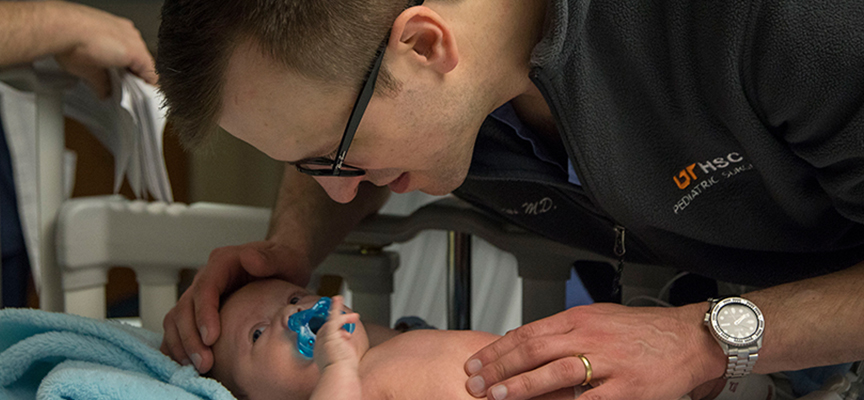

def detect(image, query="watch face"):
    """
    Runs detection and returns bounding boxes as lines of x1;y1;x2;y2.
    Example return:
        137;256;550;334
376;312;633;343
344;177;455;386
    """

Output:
717;303;758;339
709;297;764;345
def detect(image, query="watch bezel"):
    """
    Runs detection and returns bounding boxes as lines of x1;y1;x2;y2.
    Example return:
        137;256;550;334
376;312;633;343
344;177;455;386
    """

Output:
709;297;765;346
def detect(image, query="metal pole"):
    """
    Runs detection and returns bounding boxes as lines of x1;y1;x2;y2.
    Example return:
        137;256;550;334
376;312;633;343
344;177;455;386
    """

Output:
447;231;471;330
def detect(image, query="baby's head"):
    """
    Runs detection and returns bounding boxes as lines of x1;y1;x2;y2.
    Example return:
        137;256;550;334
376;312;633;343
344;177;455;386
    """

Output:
209;279;369;400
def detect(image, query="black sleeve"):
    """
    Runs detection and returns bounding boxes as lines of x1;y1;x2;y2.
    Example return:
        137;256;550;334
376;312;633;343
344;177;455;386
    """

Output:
745;0;864;223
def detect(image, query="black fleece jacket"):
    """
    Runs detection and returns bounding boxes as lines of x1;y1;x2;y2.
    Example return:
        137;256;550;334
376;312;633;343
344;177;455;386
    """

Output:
453;0;864;287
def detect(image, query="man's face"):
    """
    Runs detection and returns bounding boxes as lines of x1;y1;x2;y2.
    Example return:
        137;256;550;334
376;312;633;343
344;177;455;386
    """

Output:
219;41;485;203
210;279;368;400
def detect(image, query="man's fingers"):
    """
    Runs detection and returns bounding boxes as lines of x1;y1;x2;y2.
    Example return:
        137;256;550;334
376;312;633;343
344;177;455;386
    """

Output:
466;324;537;376
165;284;215;373
574;381;628;400
192;280;223;347
174;298;213;373
193;245;258;346
469;333;579;394
529;386;584;400
237;246;272;277
82;70;111;99
126;38;158;85
128;56;157;85
466;315;574;376
471;355;592;400
161;314;191;366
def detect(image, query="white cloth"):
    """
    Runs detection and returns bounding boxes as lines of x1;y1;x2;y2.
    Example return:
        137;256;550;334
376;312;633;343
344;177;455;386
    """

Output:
0;66;169;293
0;82;41;289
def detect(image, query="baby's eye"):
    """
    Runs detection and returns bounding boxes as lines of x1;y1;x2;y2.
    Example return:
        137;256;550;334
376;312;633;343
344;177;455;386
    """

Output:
252;326;267;343
289;297;300;305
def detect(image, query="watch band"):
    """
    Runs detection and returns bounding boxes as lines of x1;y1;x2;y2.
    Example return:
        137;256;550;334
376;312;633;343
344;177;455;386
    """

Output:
725;344;759;379
706;297;764;380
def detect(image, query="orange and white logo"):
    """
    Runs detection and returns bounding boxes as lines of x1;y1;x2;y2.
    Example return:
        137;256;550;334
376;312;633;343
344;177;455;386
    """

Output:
673;152;744;190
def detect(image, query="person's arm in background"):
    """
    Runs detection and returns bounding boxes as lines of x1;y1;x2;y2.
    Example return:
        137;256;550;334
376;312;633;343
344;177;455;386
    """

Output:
0;0;156;97
161;165;390;373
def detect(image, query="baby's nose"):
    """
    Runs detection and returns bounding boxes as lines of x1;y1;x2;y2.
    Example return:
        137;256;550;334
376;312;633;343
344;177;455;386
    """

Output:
279;305;305;330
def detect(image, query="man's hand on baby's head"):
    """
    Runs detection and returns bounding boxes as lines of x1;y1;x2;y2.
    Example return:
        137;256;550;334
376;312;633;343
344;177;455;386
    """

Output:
313;296;362;372
160;240;312;373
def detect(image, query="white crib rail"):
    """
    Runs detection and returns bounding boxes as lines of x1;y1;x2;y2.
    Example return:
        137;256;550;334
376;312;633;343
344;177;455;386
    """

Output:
56;195;669;332
57;195;269;329
56;195;402;331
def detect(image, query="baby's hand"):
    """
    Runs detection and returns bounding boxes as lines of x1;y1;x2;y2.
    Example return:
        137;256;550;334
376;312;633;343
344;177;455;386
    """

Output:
314;296;361;372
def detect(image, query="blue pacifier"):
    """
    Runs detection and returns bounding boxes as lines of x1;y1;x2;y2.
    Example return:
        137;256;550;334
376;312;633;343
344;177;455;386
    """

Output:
287;297;355;359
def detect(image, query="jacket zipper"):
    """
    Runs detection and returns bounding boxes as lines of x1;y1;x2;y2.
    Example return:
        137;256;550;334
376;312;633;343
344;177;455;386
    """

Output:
530;69;629;302
613;225;626;300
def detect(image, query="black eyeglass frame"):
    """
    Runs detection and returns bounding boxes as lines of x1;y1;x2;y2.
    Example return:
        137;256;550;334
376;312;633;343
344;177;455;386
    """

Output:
292;0;425;177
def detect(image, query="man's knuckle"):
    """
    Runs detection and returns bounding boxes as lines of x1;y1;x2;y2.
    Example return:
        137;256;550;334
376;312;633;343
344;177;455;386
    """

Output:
515;374;539;396
162;314;174;330
171;341;186;358
502;330;520;347
523;339;549;358
491;360;510;381
566;306;588;321
514;325;535;341
207;248;224;262
555;357;582;382
180;333;199;353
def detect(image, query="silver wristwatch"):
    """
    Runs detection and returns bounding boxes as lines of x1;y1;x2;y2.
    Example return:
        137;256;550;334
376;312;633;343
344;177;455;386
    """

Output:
703;296;765;379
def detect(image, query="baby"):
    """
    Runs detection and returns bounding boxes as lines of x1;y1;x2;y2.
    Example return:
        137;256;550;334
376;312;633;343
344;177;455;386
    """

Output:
209;279;732;400
209;278;500;400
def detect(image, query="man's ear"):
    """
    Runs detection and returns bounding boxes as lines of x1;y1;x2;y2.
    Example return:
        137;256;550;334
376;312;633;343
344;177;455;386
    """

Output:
389;6;458;74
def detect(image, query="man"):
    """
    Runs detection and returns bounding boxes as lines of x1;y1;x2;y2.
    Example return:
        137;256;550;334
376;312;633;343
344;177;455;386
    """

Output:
0;0;156;306
157;0;864;399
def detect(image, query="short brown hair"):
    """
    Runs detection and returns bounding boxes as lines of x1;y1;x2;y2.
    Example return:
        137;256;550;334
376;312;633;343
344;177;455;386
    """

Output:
156;0;412;149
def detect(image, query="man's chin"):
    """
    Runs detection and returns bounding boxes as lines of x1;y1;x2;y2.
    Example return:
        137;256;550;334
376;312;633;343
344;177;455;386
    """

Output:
418;187;450;196
399;169;468;196
418;180;465;196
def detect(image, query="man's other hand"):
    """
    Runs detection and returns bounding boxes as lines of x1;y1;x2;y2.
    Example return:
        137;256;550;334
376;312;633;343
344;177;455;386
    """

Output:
463;303;726;400
52;1;157;97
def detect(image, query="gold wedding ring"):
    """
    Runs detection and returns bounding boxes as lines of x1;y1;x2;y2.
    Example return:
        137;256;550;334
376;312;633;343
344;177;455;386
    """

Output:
576;354;592;387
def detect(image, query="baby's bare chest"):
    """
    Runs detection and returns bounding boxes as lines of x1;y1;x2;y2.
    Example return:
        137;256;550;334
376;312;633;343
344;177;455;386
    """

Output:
360;331;499;400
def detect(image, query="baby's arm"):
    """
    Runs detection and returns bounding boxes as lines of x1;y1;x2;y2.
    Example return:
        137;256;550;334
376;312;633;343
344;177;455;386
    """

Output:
311;296;363;400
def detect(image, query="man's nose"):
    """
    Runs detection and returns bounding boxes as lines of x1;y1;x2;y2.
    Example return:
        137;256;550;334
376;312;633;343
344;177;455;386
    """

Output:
314;176;364;203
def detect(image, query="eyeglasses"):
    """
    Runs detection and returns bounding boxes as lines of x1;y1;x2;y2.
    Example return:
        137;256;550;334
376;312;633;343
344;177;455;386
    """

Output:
292;0;425;177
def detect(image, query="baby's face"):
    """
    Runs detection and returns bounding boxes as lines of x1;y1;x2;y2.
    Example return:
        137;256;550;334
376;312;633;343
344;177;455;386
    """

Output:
210;279;368;400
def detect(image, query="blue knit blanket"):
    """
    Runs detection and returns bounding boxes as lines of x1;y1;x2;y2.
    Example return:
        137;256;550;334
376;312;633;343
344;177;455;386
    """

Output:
0;308;234;400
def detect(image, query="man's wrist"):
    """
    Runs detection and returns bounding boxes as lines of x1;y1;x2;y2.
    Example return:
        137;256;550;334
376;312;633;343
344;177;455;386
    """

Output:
41;2;85;55
679;302;728;383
